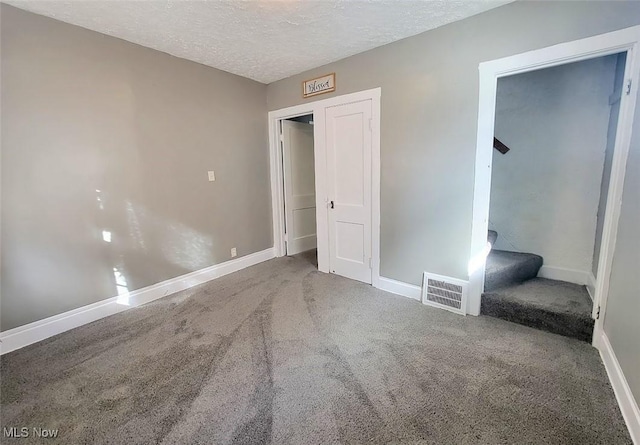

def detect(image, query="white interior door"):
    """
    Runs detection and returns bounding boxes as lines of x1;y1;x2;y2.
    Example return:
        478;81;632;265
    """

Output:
325;100;373;284
282;120;317;255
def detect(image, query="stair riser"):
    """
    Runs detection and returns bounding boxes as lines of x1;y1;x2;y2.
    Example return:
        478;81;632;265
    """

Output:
484;257;543;292
481;296;594;342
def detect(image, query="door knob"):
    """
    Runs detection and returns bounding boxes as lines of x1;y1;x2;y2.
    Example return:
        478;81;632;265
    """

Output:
330;201;334;209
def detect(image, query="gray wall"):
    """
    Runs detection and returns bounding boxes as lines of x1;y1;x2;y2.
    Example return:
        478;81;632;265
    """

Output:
0;5;271;331
491;56;617;274
593;53;627;278
267;0;640;286
603;74;640;409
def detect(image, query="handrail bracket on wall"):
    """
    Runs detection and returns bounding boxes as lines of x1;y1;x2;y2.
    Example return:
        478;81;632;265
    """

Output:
493;137;510;154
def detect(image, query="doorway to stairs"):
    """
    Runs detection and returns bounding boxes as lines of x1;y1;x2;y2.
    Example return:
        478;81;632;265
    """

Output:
469;26;640;346
482;53;626;343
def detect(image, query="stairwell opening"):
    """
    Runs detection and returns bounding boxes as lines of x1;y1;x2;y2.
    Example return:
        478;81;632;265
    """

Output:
482;52;627;343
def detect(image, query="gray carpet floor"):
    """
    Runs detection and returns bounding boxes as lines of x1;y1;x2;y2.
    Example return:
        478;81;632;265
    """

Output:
1;253;631;444
482;278;595;342
485;278;593;316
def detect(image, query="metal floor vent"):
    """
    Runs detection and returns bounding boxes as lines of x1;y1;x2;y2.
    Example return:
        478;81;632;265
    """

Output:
422;272;468;315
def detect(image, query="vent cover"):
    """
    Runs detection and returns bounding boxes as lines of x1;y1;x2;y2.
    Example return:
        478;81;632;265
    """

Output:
422;272;468;315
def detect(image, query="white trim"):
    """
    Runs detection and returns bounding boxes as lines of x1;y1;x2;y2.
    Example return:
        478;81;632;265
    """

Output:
597;331;640;443
313;107;330;273
268;88;382;284
470;25;640;322
0;248;275;355
593;33;640;334
377;276;422;301
537;265;592;286
370;93;382;289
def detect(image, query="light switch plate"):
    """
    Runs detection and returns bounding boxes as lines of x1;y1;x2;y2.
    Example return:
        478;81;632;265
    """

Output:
208;171;216;182
231;247;237;257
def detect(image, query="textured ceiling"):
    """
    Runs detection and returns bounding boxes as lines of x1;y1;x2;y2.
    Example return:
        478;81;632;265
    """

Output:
5;0;514;84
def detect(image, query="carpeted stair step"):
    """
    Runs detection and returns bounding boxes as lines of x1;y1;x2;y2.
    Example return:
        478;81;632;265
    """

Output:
481;278;595;342
484;249;543;292
487;230;498;246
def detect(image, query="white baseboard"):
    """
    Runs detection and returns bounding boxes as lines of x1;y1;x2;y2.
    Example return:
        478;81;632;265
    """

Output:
376;276;421;301
0;248;275;355
537;265;591;286
598;331;640;444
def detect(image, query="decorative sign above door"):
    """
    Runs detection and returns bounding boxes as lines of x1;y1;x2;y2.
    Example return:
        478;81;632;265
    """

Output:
302;73;336;98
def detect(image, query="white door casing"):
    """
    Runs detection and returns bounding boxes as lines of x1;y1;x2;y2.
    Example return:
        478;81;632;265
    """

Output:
282;120;317;255
325;100;373;284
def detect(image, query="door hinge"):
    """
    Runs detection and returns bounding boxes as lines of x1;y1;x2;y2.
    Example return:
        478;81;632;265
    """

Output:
626;78;632;95
596;305;601;320
284;232;288;242
369;258;372;269
279;133;284;142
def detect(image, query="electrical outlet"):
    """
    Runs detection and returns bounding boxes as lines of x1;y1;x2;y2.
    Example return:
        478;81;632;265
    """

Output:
231;247;237;257
208;171;216;182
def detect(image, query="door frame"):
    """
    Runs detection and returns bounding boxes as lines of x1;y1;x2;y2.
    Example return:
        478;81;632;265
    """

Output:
268;88;381;287
469;25;640;343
